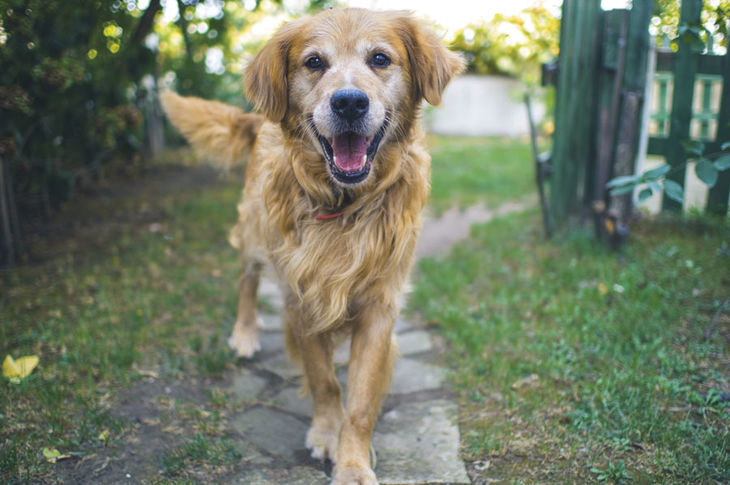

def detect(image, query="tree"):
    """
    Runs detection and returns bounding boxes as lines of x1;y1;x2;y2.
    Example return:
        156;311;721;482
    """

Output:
0;0;308;266
450;5;560;85
652;0;729;51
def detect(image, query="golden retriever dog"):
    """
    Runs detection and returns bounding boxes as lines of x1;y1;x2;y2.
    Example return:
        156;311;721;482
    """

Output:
161;8;463;484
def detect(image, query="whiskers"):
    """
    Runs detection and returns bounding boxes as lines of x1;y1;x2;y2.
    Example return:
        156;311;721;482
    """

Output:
292;112;316;142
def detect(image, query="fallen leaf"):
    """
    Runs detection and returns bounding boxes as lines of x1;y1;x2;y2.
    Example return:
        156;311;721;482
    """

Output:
42;447;71;463
98;429;110;441
597;282;608;295
511;373;540;390
3;354;39;383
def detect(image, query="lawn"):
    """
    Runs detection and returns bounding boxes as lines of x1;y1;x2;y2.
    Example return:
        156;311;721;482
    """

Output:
427;135;535;213
410;211;730;484
0;160;247;482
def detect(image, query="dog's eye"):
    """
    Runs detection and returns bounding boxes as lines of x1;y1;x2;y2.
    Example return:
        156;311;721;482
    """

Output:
305;56;324;70
370;53;391;68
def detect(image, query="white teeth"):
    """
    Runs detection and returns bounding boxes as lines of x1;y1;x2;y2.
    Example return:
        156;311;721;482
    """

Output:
333;156;337;165
361;154;367;167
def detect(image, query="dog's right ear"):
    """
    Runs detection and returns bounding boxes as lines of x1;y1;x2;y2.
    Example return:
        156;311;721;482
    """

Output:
244;20;301;123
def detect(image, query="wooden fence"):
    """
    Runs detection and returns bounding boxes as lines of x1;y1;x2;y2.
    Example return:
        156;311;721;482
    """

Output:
549;0;729;233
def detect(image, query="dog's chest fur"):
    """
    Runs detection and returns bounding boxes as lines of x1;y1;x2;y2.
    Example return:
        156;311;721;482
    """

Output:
238;122;430;331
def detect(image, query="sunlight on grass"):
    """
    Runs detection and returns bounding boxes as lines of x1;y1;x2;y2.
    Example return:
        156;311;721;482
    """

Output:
428;135;535;213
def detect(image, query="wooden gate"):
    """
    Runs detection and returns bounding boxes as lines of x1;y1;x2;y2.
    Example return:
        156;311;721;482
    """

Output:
549;0;729;231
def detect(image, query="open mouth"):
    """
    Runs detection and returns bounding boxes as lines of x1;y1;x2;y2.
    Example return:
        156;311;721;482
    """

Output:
313;122;387;185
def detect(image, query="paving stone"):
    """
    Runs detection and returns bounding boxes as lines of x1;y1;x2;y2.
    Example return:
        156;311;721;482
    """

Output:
230;441;272;466
394;317;414;334
233;466;329;484
333;323;429;363
259;312;282;331
397;330;433;355
231;372;268;399
232;407;308;459
258;331;285;353
258;354;302;379
374;400;470;484
336;357;446;395
258;279;284;311
389;357;447;394
271;386;311;417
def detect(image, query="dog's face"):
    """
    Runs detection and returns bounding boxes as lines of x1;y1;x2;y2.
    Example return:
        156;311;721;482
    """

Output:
245;8;463;187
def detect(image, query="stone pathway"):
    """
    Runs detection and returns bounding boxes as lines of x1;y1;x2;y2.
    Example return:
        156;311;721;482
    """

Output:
221;201;533;484
225;277;470;484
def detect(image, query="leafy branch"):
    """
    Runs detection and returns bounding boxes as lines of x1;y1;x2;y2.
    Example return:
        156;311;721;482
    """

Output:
607;141;730;204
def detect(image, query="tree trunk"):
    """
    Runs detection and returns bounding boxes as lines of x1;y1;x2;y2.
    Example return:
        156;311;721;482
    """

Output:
0;158;15;266
132;0;162;45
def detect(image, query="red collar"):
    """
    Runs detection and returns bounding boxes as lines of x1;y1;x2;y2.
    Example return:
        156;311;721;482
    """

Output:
316;211;345;220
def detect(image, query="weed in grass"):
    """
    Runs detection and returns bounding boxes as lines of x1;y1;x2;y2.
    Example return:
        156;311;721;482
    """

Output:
193;335;231;376
162;433;241;477
590;460;630;483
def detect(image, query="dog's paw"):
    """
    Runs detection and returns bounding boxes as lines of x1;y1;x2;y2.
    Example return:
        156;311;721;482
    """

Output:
330;465;378;485
306;422;340;461
227;322;261;358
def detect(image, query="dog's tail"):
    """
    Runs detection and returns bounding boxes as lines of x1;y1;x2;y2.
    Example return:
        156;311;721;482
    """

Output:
160;90;264;168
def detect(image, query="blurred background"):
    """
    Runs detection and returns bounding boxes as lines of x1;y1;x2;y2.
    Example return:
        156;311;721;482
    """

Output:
1;0;729;267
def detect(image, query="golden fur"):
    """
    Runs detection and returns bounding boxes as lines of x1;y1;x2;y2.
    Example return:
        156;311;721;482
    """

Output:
162;8;463;484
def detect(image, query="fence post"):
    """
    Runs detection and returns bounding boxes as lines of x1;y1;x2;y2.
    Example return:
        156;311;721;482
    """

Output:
707;46;730;215
550;0;603;226
610;0;652;221
662;0;702;212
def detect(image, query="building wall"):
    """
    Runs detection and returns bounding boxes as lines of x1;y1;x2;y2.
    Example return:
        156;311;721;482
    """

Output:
425;74;546;137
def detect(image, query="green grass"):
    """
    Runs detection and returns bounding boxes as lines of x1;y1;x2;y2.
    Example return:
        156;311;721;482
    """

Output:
410;211;730;483
427;135;535;213
161;433;241;478
0;165;245;482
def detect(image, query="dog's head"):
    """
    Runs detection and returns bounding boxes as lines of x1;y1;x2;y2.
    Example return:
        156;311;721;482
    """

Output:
244;8;464;187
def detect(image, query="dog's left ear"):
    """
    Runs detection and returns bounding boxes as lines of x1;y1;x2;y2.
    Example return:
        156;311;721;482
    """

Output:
395;16;465;106
244;19;301;122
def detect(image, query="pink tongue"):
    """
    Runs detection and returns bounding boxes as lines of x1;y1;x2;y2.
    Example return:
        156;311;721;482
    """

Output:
332;133;368;172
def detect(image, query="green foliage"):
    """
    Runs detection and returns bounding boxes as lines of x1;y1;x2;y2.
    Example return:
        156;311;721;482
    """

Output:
606;140;730;204
0;0;151;196
450;5;559;84
652;0;729;51
590;460;630;483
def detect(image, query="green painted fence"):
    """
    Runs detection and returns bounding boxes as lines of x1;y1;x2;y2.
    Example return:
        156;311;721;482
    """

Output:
549;0;729;233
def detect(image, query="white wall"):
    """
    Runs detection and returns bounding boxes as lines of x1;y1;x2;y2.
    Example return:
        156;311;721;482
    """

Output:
425;74;545;137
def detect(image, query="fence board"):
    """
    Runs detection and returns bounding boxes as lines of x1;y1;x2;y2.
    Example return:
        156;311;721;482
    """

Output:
549;0;603;225
662;0;702;212
707;50;730;214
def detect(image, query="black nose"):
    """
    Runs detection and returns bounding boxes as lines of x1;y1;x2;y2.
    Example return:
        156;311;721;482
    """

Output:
330;89;369;122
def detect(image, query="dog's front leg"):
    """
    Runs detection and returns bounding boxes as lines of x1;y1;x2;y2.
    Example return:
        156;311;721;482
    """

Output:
228;260;262;358
332;305;397;485
299;331;345;462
